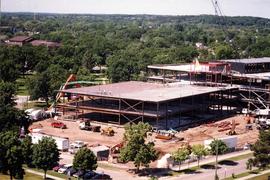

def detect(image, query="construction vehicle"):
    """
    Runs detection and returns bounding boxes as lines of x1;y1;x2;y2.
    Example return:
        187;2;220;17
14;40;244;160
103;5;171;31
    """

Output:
245;115;253;130
79;120;101;132
51;122;67;129
155;133;173;140
227;119;237;135
101;127;115;136
110;142;124;154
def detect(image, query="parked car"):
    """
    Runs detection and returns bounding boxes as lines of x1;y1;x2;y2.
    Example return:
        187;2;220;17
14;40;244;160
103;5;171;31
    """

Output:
83;171;96;179
53;164;65;172
58;164;72;174
66;167;77;176
243;143;251;150
92;173;111;180
51;122;67;129
73;170;85;178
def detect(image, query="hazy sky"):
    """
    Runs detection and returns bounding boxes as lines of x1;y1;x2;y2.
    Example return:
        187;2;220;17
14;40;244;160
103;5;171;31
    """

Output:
2;0;270;18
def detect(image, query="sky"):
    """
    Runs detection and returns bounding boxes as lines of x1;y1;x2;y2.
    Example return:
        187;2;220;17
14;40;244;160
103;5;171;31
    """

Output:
2;0;270;18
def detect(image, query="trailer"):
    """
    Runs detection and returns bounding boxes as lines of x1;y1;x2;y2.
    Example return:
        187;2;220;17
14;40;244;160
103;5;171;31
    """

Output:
204;136;238;150
90;145;110;161
30;133;69;151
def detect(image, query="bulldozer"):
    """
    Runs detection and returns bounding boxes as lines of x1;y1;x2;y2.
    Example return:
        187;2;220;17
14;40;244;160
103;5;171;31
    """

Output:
101;127;115;136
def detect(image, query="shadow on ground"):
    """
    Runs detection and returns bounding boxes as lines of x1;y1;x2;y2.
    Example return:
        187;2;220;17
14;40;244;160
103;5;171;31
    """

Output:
201;164;222;170
218;160;238;166
128;167;201;178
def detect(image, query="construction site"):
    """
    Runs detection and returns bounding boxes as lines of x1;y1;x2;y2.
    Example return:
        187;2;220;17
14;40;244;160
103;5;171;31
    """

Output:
30;57;270;155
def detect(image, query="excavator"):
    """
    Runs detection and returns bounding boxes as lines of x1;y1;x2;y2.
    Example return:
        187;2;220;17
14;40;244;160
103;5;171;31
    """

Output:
227;119;237;135
101;127;115;136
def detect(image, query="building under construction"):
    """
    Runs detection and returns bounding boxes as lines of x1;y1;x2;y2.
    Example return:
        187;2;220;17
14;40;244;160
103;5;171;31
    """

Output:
57;57;270;129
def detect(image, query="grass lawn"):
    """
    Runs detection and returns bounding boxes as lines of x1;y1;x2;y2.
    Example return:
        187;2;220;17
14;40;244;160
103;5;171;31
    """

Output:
168;166;199;176
16;75;32;96
24;166;76;180
23;101;48;110
250;172;270;180
225;153;253;162
0;172;43;180
223;168;265;180
169;153;253;177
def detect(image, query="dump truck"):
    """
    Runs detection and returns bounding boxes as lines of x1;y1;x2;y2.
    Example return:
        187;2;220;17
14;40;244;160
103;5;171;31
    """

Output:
101;127;115;136
79;121;101;132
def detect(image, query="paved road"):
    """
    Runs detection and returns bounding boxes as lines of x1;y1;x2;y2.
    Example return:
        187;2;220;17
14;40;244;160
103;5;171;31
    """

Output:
60;150;252;180
60;152;147;180
170;150;252;172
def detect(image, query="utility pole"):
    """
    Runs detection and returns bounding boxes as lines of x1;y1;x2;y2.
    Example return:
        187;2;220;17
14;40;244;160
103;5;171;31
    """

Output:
215;141;218;180
0;0;2;45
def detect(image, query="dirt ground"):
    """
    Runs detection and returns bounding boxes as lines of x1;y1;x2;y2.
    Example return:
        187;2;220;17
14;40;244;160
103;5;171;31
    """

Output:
30;119;124;147
154;114;259;153
30;114;259;154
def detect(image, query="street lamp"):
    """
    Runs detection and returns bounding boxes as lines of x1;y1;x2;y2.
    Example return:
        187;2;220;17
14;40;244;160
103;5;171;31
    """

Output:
215;139;218;180
208;135;219;180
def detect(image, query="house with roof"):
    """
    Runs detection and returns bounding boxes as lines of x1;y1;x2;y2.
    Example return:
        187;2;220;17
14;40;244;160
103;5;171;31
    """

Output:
5;36;33;46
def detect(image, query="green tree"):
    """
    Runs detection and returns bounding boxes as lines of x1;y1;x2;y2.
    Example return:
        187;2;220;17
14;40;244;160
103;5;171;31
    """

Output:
32;137;60;179
27;72;50;105
215;44;236;60
248;130;270;169
21;135;33;167
107;47;140;82
0;82;30;132
82;50;96;71
172;147;190;170
0;81;16;106
120;122;158;172
76;67;95;81
73;147;97;171
0;131;24;180
0;57;19;82
192;144;208;167
246;158;255;171
27;64;68;105
209;139;228;155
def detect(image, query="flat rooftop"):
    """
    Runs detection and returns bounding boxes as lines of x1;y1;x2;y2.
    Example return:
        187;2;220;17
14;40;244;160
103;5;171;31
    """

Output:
8;36;33;42
222;57;270;64
232;72;270;80
61;81;235;102
148;61;228;73
148;64;208;73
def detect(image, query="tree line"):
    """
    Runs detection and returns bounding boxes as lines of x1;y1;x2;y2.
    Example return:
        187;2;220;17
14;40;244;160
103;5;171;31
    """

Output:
1;14;270;102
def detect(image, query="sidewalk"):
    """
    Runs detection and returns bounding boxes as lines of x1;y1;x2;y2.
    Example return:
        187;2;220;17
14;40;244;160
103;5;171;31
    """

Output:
238;169;270;180
170;150;252;171
25;169;65;180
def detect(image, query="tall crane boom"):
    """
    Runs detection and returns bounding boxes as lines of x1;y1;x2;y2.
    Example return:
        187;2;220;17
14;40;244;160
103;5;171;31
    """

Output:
211;0;224;17
211;0;229;42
